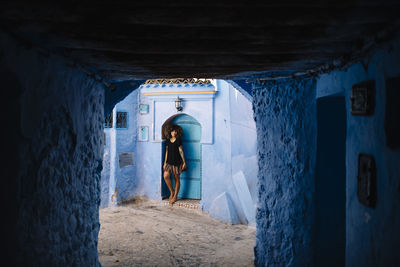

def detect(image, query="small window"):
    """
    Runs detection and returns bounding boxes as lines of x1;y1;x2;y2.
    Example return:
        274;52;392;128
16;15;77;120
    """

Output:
105;113;113;128
116;111;128;129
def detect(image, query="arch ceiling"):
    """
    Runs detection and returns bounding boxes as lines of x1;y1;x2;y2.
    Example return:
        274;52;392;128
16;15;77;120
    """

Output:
1;0;399;82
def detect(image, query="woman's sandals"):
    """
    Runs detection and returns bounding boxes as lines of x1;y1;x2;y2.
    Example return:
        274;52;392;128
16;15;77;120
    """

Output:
169;193;175;205
169;193;178;205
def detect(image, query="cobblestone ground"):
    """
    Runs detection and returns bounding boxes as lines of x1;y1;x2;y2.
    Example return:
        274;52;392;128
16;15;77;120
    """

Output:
98;198;255;267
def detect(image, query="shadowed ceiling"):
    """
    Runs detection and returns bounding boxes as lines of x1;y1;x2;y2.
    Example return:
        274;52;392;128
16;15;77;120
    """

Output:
1;0;400;81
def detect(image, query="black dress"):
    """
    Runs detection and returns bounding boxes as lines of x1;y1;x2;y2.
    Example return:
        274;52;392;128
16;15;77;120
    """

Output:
165;138;183;166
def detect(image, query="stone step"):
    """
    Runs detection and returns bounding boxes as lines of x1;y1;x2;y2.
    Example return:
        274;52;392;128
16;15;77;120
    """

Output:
162;199;200;210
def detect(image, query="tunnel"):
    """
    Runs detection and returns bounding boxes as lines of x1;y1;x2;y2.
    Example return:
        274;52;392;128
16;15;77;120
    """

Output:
1;1;400;266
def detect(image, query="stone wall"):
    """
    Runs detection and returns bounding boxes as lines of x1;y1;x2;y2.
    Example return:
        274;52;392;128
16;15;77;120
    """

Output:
252;78;316;266
0;32;104;266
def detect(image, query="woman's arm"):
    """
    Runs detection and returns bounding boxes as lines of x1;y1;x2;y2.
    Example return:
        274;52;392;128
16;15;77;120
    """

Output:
163;147;168;169
179;146;186;168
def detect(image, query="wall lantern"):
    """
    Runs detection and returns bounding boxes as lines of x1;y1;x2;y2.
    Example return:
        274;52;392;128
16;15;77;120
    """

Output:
175;96;183;112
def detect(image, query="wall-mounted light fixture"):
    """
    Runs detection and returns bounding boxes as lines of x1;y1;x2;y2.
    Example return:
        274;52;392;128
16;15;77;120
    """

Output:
175;96;183;112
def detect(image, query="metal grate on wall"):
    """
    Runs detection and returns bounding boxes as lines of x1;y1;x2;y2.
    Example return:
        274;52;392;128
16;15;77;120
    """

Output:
116;111;128;129
104;113;113;128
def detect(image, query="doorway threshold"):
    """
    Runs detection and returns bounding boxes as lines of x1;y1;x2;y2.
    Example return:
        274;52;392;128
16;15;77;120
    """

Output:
162;198;200;210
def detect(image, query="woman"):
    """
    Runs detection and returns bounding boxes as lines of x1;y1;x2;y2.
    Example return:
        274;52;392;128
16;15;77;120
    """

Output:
163;124;187;204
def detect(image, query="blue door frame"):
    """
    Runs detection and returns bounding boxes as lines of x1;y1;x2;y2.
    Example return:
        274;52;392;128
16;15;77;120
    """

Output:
162;114;202;200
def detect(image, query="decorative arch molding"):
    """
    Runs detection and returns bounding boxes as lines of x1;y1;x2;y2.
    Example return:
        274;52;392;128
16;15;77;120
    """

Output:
140;83;216;144
161;113;202;140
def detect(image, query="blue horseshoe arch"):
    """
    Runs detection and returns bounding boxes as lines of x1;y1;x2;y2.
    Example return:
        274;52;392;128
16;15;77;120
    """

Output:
161;114;202;200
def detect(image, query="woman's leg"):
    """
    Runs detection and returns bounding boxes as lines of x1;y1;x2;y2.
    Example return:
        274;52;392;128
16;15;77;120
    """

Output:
163;171;175;203
172;173;180;203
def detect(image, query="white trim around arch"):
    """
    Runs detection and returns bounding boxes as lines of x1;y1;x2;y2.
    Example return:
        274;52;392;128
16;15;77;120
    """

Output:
141;86;217;144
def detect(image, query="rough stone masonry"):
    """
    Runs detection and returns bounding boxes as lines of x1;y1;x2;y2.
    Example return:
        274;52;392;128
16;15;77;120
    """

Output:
252;78;316;266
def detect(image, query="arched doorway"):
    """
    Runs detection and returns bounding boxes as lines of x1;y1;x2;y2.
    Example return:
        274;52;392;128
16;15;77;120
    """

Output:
161;114;202;200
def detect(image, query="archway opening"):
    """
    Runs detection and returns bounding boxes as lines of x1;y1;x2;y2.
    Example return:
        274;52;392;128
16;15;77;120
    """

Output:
98;79;258;266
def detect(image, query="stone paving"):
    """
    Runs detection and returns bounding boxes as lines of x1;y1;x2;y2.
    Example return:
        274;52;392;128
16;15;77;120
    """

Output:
98;197;255;267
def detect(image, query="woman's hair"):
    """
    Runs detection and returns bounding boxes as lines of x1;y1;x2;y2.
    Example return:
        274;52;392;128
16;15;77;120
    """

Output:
164;124;183;139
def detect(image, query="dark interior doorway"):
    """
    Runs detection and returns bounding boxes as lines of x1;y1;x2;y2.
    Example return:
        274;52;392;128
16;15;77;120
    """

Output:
315;95;346;266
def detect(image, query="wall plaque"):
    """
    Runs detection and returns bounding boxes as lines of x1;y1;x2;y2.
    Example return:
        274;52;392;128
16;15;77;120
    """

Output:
139;126;149;141
350;80;375;116
139;104;149;114
357;153;377;208
119;152;134;168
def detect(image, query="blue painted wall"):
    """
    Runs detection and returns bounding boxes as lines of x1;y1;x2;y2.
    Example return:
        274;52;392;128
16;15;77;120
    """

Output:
100;119;112;208
252;78;317;266
316;32;400;266
101;90;139;207
250;32;400;267
229;83;258;204
1;31;103;266
115;90;139;202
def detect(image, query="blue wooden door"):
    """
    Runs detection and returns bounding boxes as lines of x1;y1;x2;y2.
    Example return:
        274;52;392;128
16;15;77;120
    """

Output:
163;114;202;199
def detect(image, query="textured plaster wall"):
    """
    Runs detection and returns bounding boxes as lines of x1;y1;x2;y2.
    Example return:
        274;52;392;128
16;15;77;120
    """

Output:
200;79;235;214
101;111;116;208
229;85;258;204
116;90;139;201
101;90;139;208
317;33;400;267
0;32;104;266
252;78;316;266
